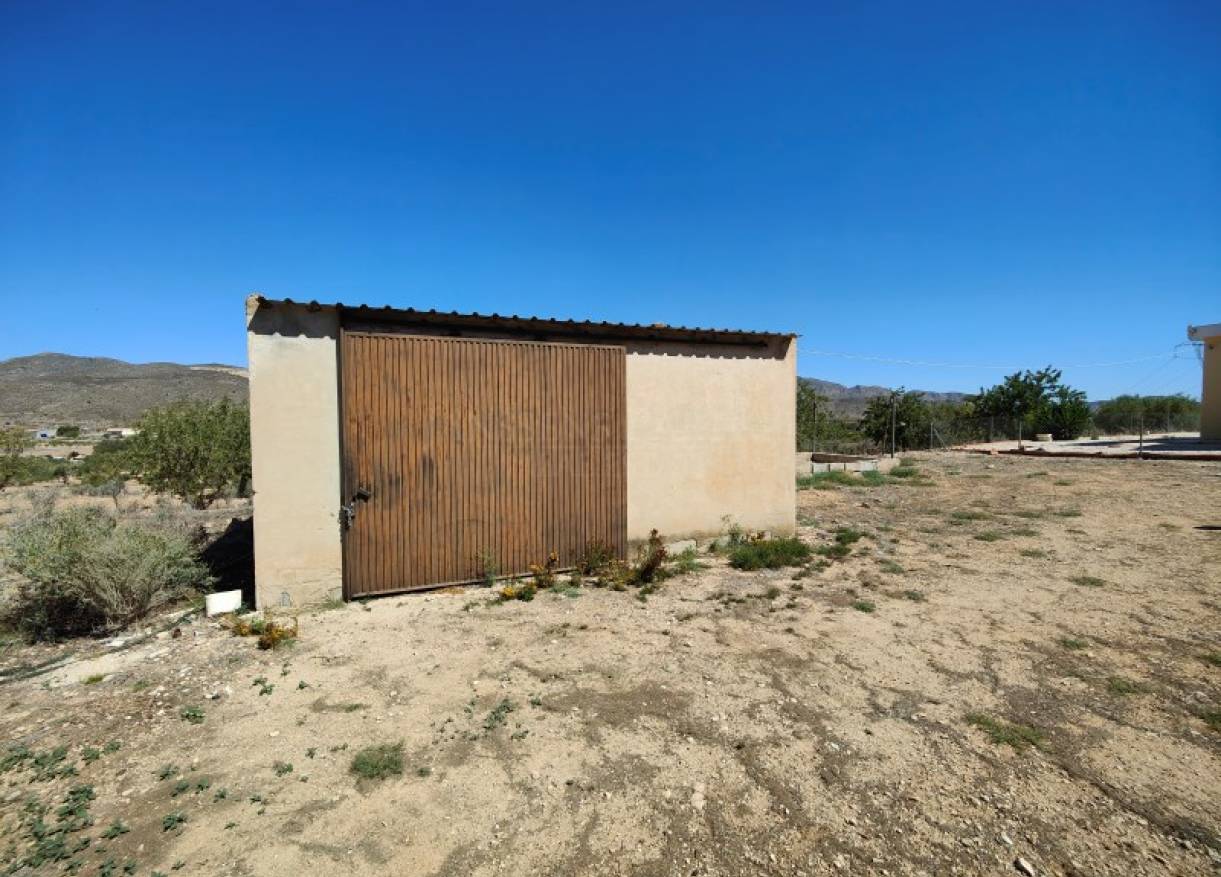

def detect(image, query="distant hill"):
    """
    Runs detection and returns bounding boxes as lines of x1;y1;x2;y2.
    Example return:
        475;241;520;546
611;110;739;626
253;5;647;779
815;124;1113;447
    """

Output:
800;377;969;419
0;353;248;427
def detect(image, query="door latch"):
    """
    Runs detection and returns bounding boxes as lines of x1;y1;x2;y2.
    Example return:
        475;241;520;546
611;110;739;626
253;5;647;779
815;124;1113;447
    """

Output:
340;487;372;530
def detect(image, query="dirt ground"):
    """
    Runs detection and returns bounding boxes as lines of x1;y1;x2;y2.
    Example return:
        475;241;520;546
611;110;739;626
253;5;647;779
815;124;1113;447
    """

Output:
1;453;1219;876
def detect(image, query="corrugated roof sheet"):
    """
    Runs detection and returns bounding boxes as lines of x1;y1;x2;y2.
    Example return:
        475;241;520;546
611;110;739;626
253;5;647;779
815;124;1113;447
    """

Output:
253;295;794;346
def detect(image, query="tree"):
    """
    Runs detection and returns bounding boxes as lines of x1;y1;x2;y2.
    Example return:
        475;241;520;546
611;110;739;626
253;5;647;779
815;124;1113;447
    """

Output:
795;383;864;452
56;425;81;438
126;399;251;508
0;428;33;490
970;367;1090;440
859;389;931;452
971;367;1060;432
1092;395;1200;435
1034;385;1091;441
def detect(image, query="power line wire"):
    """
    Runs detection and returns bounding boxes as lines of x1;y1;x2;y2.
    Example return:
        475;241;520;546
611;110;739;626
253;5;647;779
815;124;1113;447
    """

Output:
801;348;1181;371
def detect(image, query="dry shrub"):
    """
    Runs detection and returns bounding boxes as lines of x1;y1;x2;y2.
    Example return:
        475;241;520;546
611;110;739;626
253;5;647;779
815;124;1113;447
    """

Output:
631;529;668;584
528;551;559;588
228;613;298;649
499;579;537;602
576;540;616;575
0;506;210;640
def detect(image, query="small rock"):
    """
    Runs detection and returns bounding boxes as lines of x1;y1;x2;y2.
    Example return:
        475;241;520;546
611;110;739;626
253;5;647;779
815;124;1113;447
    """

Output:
1000;832;1014;847
1014;857;1036;876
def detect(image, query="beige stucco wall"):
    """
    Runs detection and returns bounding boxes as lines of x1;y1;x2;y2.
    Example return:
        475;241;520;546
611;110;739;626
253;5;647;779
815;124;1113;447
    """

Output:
624;339;796;543
246;298;343;608
247;297;796;606
1200;332;1221;441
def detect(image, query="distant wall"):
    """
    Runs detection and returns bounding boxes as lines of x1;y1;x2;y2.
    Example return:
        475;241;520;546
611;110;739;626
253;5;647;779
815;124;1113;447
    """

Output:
246;298;343;608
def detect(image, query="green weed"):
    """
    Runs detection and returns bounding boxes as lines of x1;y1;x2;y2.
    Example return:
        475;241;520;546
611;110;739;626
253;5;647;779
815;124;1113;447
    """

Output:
1107;676;1147;696
797;470;861;490
668;546;706;576
728;537;812;570
483;699;516;731
965;713;1043;750
1070;575;1106;588
350;742;404;781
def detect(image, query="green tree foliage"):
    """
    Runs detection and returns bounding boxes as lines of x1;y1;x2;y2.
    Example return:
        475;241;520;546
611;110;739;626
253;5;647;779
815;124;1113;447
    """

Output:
127;399;251;508
795;383;865;451
971;367;1061;425
1036;385;1091;441
858;389;931;451
969;368;1090;440
55;425;81;438
1092;394;1200;435
77;438;133;487
0;428;33;490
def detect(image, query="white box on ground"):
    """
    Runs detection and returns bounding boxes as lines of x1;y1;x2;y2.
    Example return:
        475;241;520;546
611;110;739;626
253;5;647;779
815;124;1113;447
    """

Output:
205;590;242;617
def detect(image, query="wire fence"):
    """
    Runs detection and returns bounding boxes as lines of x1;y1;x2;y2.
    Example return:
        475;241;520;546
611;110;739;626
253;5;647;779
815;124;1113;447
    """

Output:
798;409;1202;455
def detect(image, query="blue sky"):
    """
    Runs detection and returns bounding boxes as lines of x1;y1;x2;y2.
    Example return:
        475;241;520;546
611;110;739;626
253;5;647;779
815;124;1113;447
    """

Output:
1;1;1216;399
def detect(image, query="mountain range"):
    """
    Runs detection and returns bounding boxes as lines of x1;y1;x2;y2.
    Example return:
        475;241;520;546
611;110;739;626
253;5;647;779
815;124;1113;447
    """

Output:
799;377;969;418
0;353;248;427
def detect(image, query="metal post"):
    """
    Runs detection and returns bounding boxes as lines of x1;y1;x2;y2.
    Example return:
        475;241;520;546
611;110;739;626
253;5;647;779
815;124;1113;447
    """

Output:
890;396;897;459
812;399;818;454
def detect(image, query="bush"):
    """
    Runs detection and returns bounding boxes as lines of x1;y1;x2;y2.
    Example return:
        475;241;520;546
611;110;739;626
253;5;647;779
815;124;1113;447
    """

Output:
0;507;211;640
0;428;32;489
728;537;812;570
77;439;132;487
0;455;68;487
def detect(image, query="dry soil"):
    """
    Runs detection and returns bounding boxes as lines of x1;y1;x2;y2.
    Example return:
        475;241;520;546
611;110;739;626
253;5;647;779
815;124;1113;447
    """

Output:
1;453;1219;876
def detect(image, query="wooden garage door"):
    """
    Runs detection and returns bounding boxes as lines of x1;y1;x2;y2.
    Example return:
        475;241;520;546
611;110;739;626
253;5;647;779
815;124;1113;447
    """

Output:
339;331;626;597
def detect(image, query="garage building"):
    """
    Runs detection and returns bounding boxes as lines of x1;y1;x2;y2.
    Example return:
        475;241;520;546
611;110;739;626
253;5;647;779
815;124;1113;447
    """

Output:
246;295;796;608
